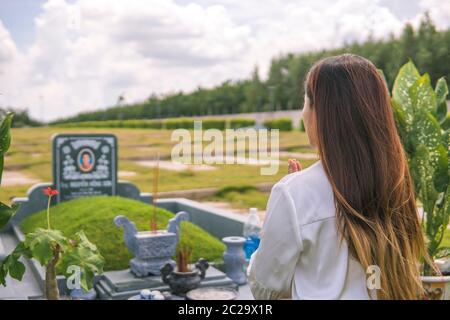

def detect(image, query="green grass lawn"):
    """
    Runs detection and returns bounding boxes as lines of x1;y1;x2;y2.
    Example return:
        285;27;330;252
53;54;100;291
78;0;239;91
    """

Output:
1;127;316;203
207;186;270;211
20;196;226;272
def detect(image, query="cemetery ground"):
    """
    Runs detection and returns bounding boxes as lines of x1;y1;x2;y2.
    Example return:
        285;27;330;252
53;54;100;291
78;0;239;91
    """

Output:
1;126;316;205
2;126;450;265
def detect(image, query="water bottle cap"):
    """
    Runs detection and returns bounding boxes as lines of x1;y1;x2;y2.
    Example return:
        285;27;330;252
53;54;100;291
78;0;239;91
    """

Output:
249;207;258;214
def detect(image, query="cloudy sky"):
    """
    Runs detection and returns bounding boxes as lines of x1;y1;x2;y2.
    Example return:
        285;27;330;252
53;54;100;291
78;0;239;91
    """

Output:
0;0;449;121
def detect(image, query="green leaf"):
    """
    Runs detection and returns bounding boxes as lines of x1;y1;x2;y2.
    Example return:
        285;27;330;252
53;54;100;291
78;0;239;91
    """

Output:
30;238;53;265
443;114;450;130
433;144;449;193
435;78;448;122
409;73;436;115
424;181;450;258
392;99;413;155
60;232;104;291
8;259;25;280
410;111;442;167
0;112;13;156
0;112;14;184
75;231;98;252
0;241;30;285
1;254;25;282
24;228;68;266
412;144;438;211
14;241;32;259
392;61;420;121
445;129;450;159
0;267;6;286
60;248;104;291
435;77;449;106
0;202;16;230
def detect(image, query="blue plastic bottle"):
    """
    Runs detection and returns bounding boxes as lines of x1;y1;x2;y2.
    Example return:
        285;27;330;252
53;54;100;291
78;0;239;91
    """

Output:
243;208;261;260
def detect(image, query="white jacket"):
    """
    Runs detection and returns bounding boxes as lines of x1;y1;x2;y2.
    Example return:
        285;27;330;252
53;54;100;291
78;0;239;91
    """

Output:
248;161;373;300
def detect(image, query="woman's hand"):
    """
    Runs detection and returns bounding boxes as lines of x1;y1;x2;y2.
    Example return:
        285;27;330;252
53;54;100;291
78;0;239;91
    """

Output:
288;159;302;174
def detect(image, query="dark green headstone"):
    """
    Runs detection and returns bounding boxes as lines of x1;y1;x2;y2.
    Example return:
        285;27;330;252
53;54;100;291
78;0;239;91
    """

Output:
52;134;118;202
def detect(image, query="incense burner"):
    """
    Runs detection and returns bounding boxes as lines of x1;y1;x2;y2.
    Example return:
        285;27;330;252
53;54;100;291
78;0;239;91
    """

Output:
114;211;189;277
160;258;209;296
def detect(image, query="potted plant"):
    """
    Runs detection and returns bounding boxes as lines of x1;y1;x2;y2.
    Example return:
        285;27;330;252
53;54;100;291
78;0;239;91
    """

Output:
160;245;209;296
0;187;104;299
0;113;16;231
391;61;450;299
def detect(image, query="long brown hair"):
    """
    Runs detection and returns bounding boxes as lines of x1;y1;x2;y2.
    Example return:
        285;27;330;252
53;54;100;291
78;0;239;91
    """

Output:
305;54;427;299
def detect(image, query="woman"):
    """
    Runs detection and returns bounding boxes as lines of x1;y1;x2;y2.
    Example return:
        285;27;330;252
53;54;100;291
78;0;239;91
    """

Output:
248;54;428;300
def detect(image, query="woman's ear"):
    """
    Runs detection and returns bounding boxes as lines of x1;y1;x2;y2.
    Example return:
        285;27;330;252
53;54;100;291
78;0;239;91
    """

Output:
302;98;318;147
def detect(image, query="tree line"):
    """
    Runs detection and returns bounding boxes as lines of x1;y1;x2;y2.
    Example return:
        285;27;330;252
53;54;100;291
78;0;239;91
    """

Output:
52;14;450;124
0;108;41;127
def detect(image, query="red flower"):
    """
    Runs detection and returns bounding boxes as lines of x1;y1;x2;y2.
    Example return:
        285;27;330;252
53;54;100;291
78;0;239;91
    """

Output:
43;187;59;197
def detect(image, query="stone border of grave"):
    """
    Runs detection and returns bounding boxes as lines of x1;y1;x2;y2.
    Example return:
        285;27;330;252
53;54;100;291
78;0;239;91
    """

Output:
3;181;248;299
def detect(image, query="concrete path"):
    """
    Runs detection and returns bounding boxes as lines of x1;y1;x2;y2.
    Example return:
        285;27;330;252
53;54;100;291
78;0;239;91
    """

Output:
1;171;41;186
236;284;254;300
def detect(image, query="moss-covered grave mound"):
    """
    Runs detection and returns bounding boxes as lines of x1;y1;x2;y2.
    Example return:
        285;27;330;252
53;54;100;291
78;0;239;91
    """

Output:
20;196;226;272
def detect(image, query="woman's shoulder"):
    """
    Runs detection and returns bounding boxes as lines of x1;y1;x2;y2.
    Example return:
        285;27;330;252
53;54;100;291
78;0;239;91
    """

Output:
271;161;335;225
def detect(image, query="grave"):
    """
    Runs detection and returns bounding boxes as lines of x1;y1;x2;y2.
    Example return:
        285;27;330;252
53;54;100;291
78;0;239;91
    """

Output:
10;134;151;225
53;134;118;202
3;133;239;300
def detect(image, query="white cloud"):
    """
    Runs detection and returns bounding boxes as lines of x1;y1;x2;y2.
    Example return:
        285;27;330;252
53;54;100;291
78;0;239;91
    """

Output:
0;0;448;121
0;20;17;65
419;0;450;29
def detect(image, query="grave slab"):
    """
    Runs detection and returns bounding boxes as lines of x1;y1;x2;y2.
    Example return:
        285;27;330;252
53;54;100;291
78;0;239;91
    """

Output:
95;266;237;300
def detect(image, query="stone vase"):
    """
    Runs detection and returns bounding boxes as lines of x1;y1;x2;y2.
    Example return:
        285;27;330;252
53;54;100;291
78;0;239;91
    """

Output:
222;236;247;285
114;211;188;277
161;258;209;296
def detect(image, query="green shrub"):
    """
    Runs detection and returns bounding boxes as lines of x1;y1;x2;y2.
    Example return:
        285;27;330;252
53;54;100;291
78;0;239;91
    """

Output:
122;120;140;128
164;118;228;130
299;118;306;132
391;61;449;274
146;120;164;129
121;119;163;129
215;185;259;197
263;117;292;131
214;185;268;210
20;196;226;272
228;118;255;129
202;119;227;130
164;118;194;129
105;120;123;128
56;117;252;130
55;119;163;129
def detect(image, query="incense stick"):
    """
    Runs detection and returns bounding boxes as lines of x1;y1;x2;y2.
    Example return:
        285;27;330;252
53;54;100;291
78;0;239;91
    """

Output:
151;153;159;233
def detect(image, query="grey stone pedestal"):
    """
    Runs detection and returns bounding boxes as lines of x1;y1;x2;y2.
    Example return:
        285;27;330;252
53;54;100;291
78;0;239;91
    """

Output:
95;265;237;300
